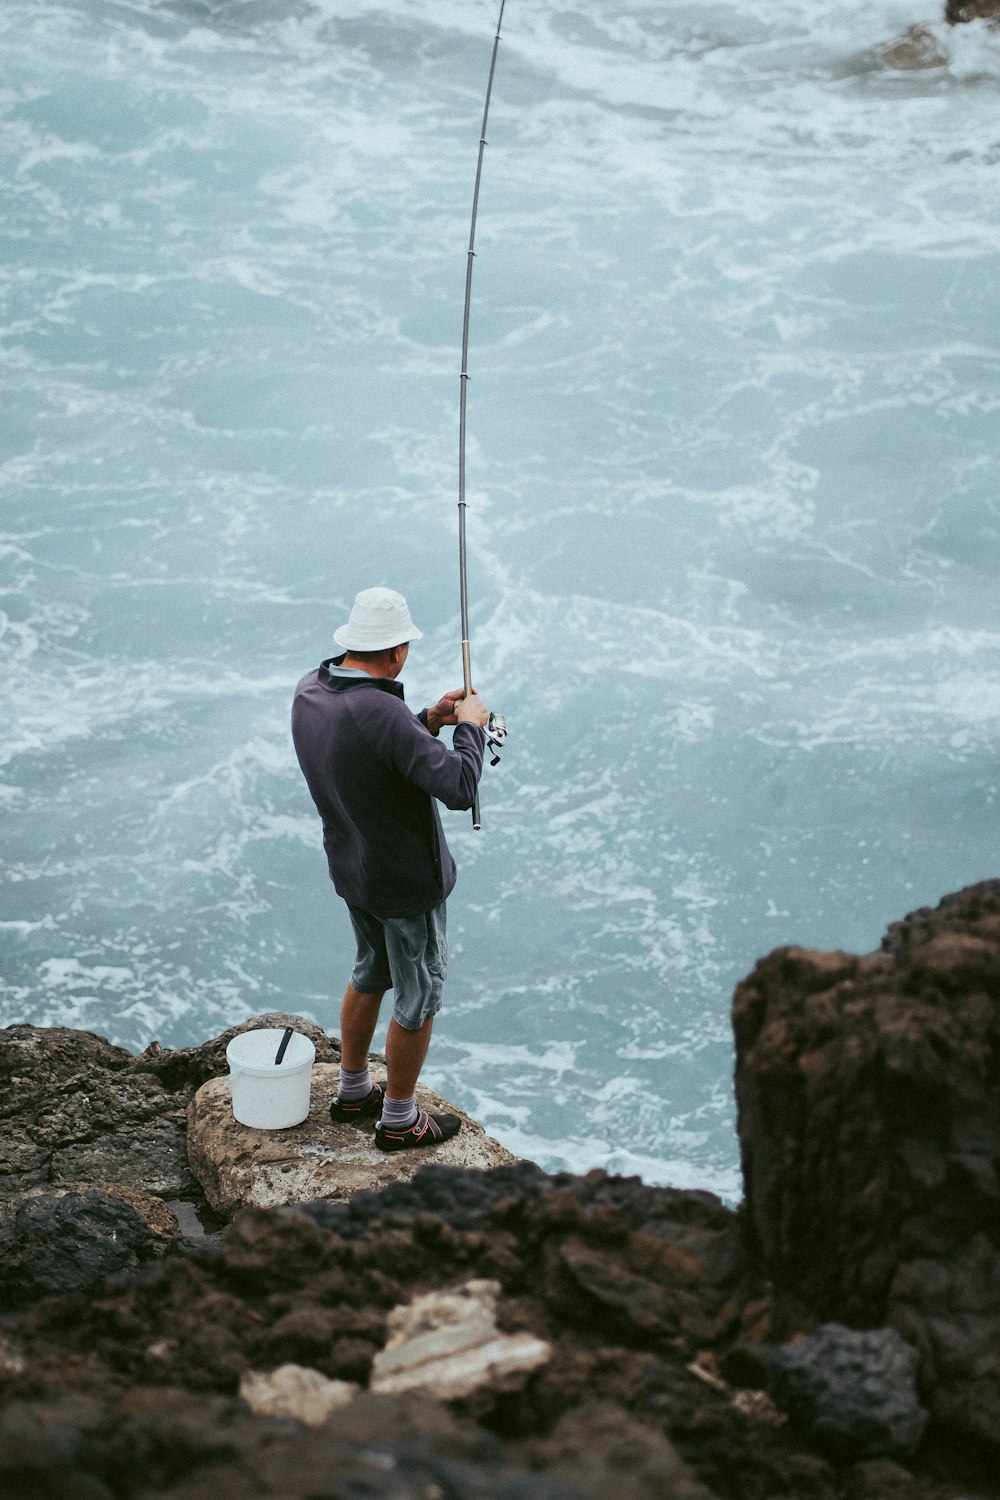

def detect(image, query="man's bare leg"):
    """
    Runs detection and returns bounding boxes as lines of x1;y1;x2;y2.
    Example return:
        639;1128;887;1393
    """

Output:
338;984;383;1070
330;985;386;1120
385;1015;433;1100
377;1015;460;1149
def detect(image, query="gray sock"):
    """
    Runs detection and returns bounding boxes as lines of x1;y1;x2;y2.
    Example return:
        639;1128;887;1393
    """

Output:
380;1092;418;1129
337;1064;372;1100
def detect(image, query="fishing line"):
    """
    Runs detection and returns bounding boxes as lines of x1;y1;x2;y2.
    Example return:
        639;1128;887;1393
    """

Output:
459;0;508;831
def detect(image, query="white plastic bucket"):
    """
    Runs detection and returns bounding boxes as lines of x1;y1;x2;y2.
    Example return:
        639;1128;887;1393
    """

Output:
226;1028;316;1129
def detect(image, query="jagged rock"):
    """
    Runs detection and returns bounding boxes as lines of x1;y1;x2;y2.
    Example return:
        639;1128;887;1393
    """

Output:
0;1026;132;1091
239;1364;358;1425
766;1324;926;1460
370;1279;551;1399
129;1013;339;1094
554;1237;674;1337
0;1181;178;1240
945;0;1000;21
95;1182;179;1239
0;1016;339;1213
733;880;1000;1460
542;1188;750;1351
0;1188;168;1310
0;1024;194;1202
186;1063;519;1219
7;874;1000;1499
0;1145;954;1498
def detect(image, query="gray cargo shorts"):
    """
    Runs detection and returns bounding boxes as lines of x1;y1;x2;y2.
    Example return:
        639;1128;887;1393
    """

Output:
346;901;448;1031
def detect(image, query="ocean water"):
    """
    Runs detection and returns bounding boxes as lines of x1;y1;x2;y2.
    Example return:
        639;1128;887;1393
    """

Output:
2;0;999;1199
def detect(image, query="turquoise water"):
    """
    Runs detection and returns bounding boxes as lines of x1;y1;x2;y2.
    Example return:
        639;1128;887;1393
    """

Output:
2;0;999;1196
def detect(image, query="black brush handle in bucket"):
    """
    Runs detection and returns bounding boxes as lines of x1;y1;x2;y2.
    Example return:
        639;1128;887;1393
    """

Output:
274;1027;294;1066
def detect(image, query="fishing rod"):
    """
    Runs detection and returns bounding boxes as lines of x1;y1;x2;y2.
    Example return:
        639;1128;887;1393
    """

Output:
459;0;509;831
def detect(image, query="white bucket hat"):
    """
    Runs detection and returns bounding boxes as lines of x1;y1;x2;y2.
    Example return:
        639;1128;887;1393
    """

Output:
333;587;424;653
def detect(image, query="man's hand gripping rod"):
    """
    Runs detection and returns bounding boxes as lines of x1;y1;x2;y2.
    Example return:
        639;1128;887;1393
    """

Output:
459;0;508;830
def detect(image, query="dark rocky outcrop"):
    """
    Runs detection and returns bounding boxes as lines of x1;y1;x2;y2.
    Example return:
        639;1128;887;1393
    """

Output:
0;1188;172;1309
734;881;1000;1465
945;0;1000;21
0;1158;910;1500
0;1163;779;1499
0;1013;339;1208
3;884;1000;1498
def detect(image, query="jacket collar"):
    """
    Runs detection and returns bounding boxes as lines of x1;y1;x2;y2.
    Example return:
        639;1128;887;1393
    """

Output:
317;658;405;699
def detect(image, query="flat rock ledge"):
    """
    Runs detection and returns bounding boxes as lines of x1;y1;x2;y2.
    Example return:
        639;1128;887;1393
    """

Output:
187;1062;519;1219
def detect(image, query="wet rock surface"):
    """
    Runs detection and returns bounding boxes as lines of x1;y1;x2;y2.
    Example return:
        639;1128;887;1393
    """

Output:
2;886;1000;1498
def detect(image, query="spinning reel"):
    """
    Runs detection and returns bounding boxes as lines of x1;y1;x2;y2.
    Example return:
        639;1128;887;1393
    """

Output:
485;711;507;768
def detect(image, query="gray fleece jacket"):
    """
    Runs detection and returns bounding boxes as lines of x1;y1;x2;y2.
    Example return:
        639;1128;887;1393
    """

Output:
291;659;485;918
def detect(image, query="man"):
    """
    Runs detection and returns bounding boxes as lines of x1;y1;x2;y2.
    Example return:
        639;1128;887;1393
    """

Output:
291;587;488;1152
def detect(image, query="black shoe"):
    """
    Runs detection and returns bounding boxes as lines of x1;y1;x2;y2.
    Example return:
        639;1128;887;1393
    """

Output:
329;1082;384;1125
374;1109;462;1153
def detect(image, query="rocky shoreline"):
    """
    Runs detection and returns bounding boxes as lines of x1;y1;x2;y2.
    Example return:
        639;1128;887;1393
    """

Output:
2;881;1000;1499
